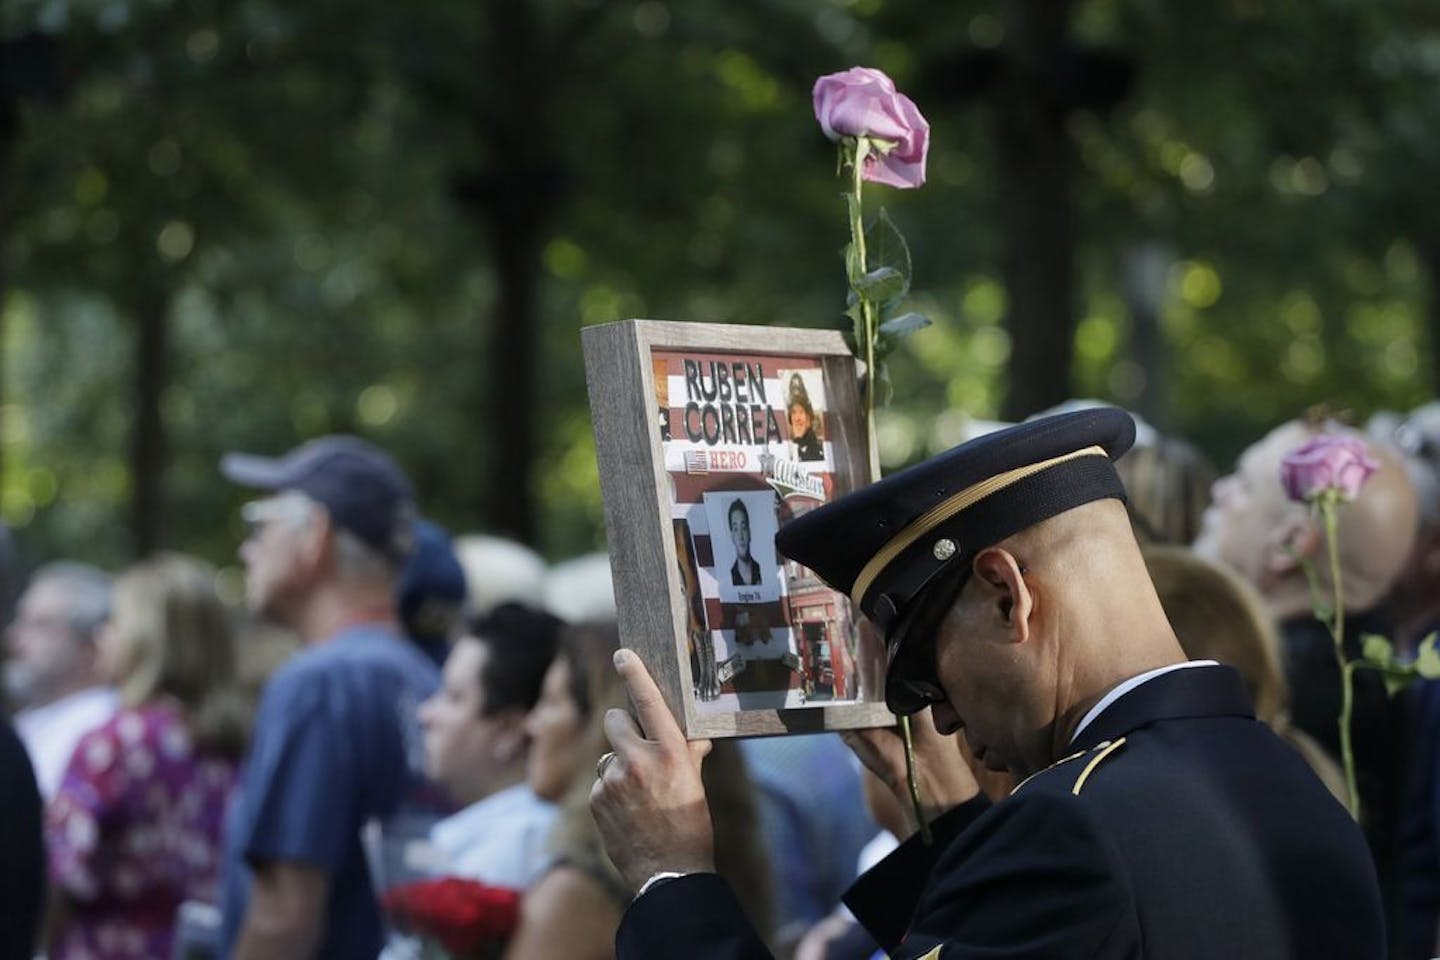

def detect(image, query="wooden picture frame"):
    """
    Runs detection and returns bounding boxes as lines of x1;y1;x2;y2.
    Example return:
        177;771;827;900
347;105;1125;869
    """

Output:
582;319;894;738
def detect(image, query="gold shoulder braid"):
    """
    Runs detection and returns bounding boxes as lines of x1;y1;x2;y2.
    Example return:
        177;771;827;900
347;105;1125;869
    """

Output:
1072;738;1128;795
1008;737;1129;798
1009;748;1087;797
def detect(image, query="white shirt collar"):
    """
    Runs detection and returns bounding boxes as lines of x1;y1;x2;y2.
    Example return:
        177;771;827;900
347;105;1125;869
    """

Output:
430;783;553;855
14;686;119;799
1071;660;1219;744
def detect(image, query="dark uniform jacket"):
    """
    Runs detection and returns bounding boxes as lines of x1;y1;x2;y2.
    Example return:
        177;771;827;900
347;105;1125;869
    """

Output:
1282;611;1409;958
616;665;1384;959
0;716;43;960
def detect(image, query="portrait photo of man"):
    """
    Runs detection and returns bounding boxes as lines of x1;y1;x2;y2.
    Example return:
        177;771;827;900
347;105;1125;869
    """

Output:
728;499;762;586
703;489;780;606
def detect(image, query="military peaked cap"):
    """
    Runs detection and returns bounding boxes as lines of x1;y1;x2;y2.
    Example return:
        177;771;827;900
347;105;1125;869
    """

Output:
775;407;1135;714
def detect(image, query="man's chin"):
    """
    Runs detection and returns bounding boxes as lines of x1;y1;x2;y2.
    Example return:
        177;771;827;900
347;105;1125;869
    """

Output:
247;588;287;624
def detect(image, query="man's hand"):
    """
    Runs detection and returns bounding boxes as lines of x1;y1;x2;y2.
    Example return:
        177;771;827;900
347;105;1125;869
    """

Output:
845;708;981;838
590;649;716;891
841;621;981;838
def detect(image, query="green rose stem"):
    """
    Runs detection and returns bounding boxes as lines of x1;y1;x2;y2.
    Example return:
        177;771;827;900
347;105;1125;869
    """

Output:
847;134;930;845
1319;493;1361;820
849;136;882;482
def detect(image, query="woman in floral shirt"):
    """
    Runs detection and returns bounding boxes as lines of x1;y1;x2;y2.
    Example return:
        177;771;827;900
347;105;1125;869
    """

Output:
47;553;248;960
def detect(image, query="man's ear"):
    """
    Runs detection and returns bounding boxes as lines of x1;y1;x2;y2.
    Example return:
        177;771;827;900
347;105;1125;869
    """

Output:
303;509;336;572
491;712;528;765
971;547;1032;645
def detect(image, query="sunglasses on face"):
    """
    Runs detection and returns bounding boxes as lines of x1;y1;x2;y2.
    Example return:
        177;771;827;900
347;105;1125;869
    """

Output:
887;664;947;716
883;561;973;716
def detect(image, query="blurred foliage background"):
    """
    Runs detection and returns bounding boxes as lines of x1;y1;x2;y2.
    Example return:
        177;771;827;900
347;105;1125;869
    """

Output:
0;0;1437;575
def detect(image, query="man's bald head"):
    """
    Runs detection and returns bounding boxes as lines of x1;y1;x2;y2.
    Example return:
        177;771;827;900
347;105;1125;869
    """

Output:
929;497;1184;777
1196;420;1418;616
1005;496;1137;564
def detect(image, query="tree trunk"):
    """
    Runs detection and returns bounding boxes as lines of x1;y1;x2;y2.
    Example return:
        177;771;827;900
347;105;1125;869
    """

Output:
482;207;544;543
132;290;168;557
470;0;561;545
997;0;1076;421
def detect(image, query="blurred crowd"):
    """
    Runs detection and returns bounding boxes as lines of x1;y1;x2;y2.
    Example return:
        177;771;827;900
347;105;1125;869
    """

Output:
5;398;1440;959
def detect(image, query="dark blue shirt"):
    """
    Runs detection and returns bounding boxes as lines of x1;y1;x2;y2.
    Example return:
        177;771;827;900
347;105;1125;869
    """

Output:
219;624;439;959
0;716;43;960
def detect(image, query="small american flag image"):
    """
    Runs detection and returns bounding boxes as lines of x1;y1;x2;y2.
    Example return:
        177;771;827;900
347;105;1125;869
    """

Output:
684;450;710;475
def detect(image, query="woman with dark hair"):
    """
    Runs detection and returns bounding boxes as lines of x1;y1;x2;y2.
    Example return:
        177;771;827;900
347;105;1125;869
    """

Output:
508;622;773;959
46;553;246;960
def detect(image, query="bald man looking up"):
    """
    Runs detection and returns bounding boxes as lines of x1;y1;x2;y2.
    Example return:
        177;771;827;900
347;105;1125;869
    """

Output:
1196;418;1417;954
1195;419;1417;628
592;408;1381;959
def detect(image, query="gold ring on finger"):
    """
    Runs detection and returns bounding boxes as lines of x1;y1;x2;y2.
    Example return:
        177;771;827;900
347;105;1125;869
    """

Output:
596;751;617;779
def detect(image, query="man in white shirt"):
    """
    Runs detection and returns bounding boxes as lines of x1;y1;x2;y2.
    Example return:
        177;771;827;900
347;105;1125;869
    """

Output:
5;562;116;799
419;603;564;887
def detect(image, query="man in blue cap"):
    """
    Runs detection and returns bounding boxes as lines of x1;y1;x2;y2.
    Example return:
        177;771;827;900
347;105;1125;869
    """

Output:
397;518;469;669
591;408;1383;958
217;435;440;960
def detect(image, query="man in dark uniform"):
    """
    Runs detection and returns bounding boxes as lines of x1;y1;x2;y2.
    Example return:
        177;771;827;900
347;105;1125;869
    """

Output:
0;714;43;959
591;408;1383;958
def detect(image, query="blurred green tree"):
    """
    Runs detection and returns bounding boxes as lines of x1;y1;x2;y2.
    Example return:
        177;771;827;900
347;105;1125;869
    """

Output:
0;0;1435;575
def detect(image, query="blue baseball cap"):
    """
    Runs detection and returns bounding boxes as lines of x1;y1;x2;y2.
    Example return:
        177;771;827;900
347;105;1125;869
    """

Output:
221;435;417;563
398;518;468;643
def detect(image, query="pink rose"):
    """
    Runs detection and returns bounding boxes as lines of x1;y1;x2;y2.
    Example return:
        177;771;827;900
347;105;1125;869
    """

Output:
1280;434;1380;503
812;67;929;189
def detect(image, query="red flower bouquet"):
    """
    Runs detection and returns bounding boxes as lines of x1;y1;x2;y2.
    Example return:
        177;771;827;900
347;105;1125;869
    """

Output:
383;877;522;960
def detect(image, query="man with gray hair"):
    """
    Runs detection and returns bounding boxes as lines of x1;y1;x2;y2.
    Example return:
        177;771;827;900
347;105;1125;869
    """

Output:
1373;403;1440;655
217;436;439;960
5;561;116;799
1375;402;1440;959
